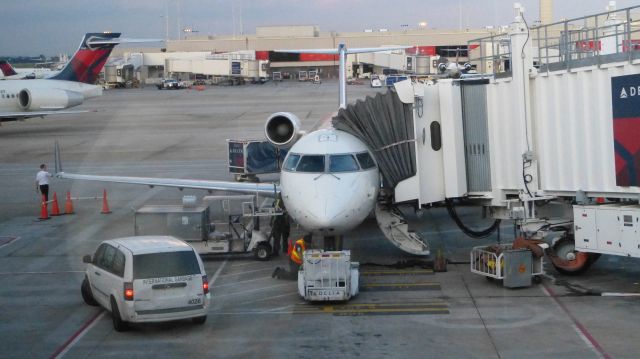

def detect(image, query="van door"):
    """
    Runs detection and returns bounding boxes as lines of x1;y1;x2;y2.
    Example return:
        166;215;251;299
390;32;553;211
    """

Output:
87;243;109;306
132;250;204;315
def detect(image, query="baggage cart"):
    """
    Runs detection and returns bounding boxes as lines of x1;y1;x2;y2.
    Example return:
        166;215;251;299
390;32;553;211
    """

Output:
298;250;359;301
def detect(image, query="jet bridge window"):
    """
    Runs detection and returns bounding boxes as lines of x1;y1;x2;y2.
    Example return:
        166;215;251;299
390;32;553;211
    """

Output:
356;152;376;170
296;155;325;172
283;154;301;171
329;154;359;172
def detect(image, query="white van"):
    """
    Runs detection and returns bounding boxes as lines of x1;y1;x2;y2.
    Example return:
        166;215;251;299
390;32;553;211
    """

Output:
81;236;211;331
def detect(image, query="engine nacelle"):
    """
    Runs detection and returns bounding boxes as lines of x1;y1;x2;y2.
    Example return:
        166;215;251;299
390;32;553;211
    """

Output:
18;88;84;111
264;112;302;147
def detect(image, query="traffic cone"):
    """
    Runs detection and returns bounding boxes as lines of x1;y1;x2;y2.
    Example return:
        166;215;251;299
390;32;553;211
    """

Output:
39;195;50;220
64;191;74;215
101;189;111;214
50;192;61;216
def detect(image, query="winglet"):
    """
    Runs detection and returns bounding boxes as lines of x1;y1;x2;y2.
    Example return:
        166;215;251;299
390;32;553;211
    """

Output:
54;141;62;175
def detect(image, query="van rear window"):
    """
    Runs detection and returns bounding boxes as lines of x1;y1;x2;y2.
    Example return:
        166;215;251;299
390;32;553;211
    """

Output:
133;251;201;279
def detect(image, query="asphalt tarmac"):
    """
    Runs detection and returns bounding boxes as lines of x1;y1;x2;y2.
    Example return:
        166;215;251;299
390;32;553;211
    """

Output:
1;80;639;358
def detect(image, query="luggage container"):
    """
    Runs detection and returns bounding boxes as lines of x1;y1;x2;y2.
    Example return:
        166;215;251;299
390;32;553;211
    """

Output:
470;244;544;287
298;250;359;301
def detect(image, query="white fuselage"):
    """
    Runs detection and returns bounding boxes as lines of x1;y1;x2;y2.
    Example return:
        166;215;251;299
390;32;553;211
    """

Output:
0;68;55;79
0;79;101;112
280;129;380;235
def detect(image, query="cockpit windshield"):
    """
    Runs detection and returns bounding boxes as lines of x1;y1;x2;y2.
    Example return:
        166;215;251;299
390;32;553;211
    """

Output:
329;154;359;172
283;152;377;173
296;155;325;172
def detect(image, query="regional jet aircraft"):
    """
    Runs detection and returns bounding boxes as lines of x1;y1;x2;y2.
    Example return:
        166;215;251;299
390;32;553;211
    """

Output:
56;44;431;255
0;33;157;122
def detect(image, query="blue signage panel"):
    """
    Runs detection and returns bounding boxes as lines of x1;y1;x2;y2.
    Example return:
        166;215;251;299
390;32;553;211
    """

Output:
611;73;640;186
231;61;241;75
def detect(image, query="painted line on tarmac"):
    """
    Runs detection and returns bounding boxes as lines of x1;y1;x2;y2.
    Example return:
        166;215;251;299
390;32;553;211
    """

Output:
49;310;105;359
359;282;441;291
359;269;434;276
541;283;611;359
209;259;228;287
237;291;299;305
0;270;83;275
0;236;20;249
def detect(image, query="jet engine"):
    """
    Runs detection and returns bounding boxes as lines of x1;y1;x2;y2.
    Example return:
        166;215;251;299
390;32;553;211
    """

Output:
18;88;84;111
264;112;303;147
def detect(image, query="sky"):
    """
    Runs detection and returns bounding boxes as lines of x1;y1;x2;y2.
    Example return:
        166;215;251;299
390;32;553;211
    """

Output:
1;0;638;56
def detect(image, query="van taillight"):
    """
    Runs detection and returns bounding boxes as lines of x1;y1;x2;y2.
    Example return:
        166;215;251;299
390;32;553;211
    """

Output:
124;282;134;301
202;275;209;295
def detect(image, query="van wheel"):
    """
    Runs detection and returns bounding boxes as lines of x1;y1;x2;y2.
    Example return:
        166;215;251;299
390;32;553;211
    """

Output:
192;315;207;324
110;297;128;332
81;278;99;306
255;243;271;261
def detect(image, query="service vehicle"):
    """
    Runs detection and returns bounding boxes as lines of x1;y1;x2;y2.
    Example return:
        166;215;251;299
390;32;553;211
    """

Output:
80;236;210;331
370;75;382;88
156;78;184;90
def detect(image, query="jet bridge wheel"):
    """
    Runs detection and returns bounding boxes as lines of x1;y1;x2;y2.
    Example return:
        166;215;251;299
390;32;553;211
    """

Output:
549;237;600;276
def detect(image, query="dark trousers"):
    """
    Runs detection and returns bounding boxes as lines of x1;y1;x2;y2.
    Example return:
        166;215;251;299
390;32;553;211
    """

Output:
271;231;289;254
39;185;49;202
274;260;300;280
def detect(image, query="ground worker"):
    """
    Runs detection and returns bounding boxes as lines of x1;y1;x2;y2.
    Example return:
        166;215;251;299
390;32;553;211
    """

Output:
35;164;52;202
272;236;308;280
269;194;290;255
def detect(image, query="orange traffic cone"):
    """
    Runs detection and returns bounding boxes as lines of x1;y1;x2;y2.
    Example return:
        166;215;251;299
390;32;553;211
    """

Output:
64;191;74;215
50;192;61;216
39;195;50;220
101;189;111;214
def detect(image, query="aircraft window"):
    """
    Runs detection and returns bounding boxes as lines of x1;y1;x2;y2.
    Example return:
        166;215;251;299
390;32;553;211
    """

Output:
283;154;301;171
297;155;325;172
329;154;359;172
356;152;376;170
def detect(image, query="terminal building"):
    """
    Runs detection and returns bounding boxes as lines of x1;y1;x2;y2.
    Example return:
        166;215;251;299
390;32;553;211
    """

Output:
106;0;563;85
108;25;495;85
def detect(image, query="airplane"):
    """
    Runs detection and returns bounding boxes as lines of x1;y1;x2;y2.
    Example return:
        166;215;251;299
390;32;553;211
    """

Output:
55;44;430;255
0;33;158;122
0;60;55;79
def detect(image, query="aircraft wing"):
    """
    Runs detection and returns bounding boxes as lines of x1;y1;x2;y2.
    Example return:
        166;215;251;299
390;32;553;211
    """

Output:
56;172;280;196
53;141;279;195
0;110;91;120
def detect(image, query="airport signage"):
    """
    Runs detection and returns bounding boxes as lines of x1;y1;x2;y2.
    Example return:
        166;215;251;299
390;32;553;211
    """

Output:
231;61;241;75
611;73;640;186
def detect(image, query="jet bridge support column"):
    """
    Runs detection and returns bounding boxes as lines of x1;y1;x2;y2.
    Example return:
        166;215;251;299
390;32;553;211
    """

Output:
509;4;539;198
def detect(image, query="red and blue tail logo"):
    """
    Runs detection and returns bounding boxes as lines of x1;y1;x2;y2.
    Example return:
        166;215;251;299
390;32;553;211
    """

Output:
51;32;121;84
0;60;18;76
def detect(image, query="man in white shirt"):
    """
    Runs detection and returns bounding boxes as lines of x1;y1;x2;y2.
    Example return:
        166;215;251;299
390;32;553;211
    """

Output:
35;164;52;202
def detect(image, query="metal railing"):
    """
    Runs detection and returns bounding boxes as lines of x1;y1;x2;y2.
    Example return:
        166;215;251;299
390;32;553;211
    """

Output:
468;5;640;76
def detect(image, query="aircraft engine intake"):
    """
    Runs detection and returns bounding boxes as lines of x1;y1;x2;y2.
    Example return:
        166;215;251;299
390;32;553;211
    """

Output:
18;88;84;111
264;112;302;147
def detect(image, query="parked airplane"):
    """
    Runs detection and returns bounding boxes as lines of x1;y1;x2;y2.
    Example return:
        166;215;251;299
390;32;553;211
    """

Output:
0;33;157;122
56;44;429;255
0;60;55;79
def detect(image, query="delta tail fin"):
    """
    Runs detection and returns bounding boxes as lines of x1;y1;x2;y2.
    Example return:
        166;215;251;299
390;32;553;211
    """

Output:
0;60;18;76
50;32;122;84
